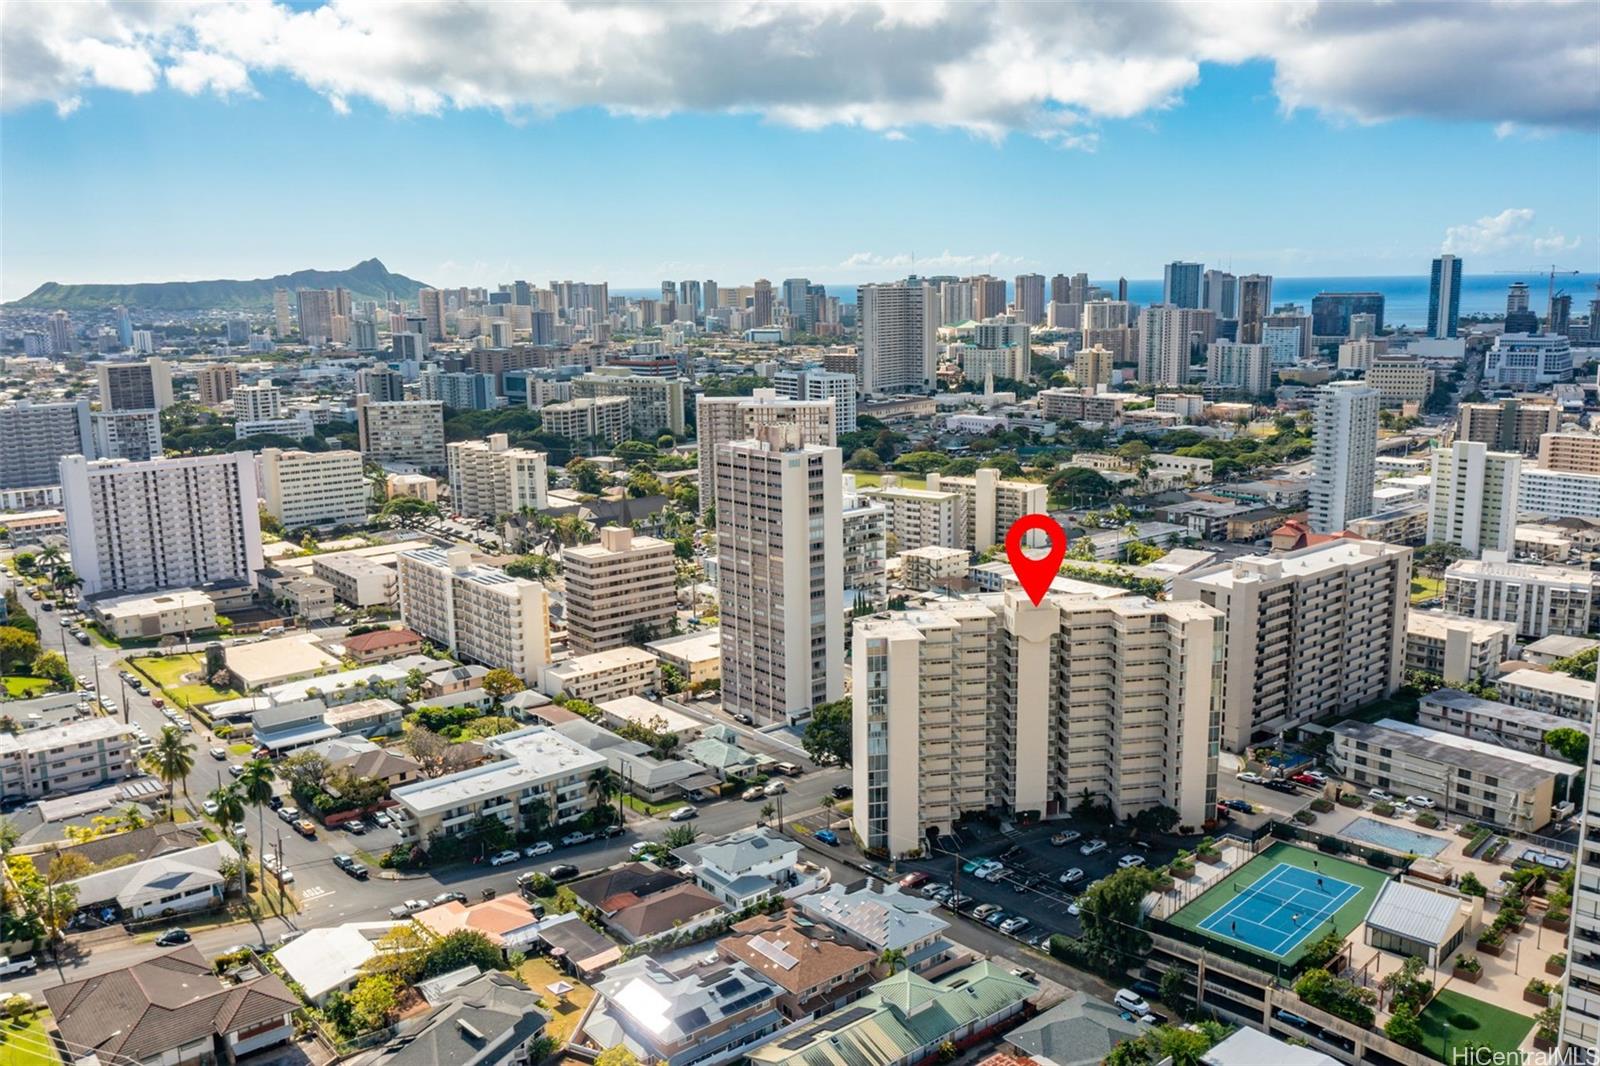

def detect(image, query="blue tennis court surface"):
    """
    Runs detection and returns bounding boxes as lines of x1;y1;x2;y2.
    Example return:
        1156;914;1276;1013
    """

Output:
1196;862;1362;958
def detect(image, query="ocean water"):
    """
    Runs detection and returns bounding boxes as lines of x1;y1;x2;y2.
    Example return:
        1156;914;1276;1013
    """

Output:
621;272;1600;329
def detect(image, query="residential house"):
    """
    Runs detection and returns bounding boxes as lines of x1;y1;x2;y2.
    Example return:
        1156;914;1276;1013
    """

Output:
565;862;726;945
717;909;876;1020
674;828;824;909
68;840;238;920
348;971;549;1066
794;881;957;976
580;956;785;1066
273;921;402;1006
341;626;425;663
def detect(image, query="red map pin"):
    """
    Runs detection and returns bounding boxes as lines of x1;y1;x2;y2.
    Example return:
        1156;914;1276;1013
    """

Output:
1005;514;1068;606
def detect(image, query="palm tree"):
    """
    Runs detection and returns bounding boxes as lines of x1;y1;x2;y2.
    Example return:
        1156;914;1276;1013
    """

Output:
759;802;776;825
37;544;63;570
819;795;837;827
144;726;196;818
588;767;614;808
207;783;250;900
119;804;148;831
236;759;276;906
880;948;907;975
521;795;551;839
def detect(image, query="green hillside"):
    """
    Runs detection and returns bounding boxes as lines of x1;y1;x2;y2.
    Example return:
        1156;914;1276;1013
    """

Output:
5;257;430;311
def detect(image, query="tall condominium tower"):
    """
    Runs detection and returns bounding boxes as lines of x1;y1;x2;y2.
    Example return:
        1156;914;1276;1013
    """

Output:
446;433;549;520
1162;261;1203;309
858;282;937;396
1428;254;1462;339
97;358;173;412
1236;274;1273;344
715;426;843;725
1136;305;1191;388
61;453;264;596
1202;269;1237;318
417;287;447;342
1012;273;1046;325
1426;441;1521;555
1307;381;1379;534
0;400;92;490
561;526;677;655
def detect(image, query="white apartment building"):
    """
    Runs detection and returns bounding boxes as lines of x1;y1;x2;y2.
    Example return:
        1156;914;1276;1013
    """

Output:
1484;333;1573;387
773;368;857;433
851;591;1221;857
396;547;550;683
1366;358;1434;404
311;553;398;608
0;399;92;491
858;281;937;395
1173;539;1410;752
541;396;630;445
447;433;548;520
696;390;837;509
1443;555;1597;639
1418;689;1573;755
1136;305;1192;388
572;371;686;437
898;546;970;591
1520;465;1600;520
1404;611;1518;685
540;646;657;703
561;526;677;654
1205;342;1271;395
1496;669;1597;721
93;589;217;640
715;427;844;725
1427;440;1521;555
1558;675;1600;1057
235;413;315;442
926;468;1047;553
258;447;369;529
61;453;264;596
857;483;965;552
355;396;446;470
389;726;607;847
233;383;282;422
91;408;162;462
1538;431;1600;475
1307;381;1379;534
1330;718;1570;833
0;717;140;800
841;488;887;615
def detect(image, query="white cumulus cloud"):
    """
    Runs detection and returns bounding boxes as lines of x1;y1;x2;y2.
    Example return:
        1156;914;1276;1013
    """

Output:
1;0;1596;141
1442;208;1581;257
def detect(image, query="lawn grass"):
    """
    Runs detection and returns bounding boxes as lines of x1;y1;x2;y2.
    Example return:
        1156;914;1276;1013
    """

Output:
2;676;52;698
228;742;254;755
516;957;593;1042
0;1010;60;1065
1410;575;1444;604
1416;987;1534;1061
1166;842;1390;967
127;654;240;708
622;794;684;816
846;471;926;489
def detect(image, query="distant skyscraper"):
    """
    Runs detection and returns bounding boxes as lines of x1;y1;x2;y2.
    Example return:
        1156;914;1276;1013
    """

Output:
1549;293;1572;337
1117;277;1128;301
858;281;937;395
417;288;446;342
1202;270;1237;319
679;280;701;319
1504;282;1539;333
1049;274;1071;304
1136;305;1191;387
1310;292;1384;338
115;306;133;349
781;278;812;328
46;310;72;354
1162;262;1203;309
273;289;292;337
972;275;1007;320
703;280;718;314
1236;274;1273;344
1308;381;1379;534
1428;255;1462;339
297;289;334;345
1013;273;1046;325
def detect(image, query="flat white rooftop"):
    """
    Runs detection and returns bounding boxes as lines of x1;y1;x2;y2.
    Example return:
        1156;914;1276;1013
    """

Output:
391;726;606;816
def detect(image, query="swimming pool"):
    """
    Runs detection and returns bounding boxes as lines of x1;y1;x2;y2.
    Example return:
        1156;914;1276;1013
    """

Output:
1340;816;1449;857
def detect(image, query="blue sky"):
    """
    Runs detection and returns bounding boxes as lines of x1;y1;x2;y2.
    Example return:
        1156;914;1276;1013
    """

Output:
2;1;1596;300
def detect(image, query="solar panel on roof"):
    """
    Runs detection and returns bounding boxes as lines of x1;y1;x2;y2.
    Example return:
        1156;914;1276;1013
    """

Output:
678;1007;709;1032
714;977;744;997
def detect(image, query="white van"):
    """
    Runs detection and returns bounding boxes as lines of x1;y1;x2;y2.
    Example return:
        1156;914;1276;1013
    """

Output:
1114;989;1149;1014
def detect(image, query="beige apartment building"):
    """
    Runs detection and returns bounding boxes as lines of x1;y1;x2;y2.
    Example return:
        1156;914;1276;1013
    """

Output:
540;646;657;703
571;371;686;437
1072;344;1114;387
1038;387;1125;424
1538;430;1600;475
695;389;837;510
1443;555;1597;639
355;396;446;470
446;433;548;520
1404;611;1518;685
258;447;369;529
1426;440;1521;555
396;547;550;683
858;482;965;552
312;553;398;608
92;589;217;640
541;396;630;446
195;363;239;405
0;717;141;799
1173;539;1410;752
561;526;676;654
1365;357;1434;404
926;468;1047;553
1458;398;1560;456
715;427;844;725
851;590;1221;857
898;545;969;591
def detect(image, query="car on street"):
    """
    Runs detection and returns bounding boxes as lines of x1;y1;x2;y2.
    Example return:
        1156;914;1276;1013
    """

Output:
898;871;929;889
293;819;316;838
1264;779;1299;795
277;807;300;823
548;864;580;880
983;909;1009;927
1050;830;1081;846
1236;771;1264;784
814;828;839;845
731;712;754;725
629;841;658;858
371;811;392;828
227;764;244;778
202;800;220;816
741;786;765;801
489;850;521;866
560;831;595;847
1291;772;1323;787
0;956;38;978
1118;854;1146;869
1368;788;1393;802
944;893;973;911
333;855;370;880
525;841;554;857
1079;839;1107;856
924;884;953;901
1222;799;1254;814
388;899;430;918
999;916;1030;935
669;806;698;822
831;785;852;799
1114;989;1150;1014
763;781;786;796
970;903;1000;920
1067;900;1082;916
1301;769;1328;784
432;892;467;905
155;929;192;947
1058;868;1085;885
601;824;625;837
1407;795;1436;809
345;819;368;835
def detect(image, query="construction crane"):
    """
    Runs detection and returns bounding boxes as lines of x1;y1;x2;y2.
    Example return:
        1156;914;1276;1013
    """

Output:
1494;264;1582;326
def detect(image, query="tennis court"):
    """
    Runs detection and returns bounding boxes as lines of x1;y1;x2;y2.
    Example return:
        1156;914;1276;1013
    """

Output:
1166;842;1390;966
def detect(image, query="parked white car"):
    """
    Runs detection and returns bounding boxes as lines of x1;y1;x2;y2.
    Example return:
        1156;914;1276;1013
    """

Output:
489;850;521;867
1406;795;1436;809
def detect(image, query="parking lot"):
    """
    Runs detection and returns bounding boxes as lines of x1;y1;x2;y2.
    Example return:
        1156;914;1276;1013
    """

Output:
894;815;1210;947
